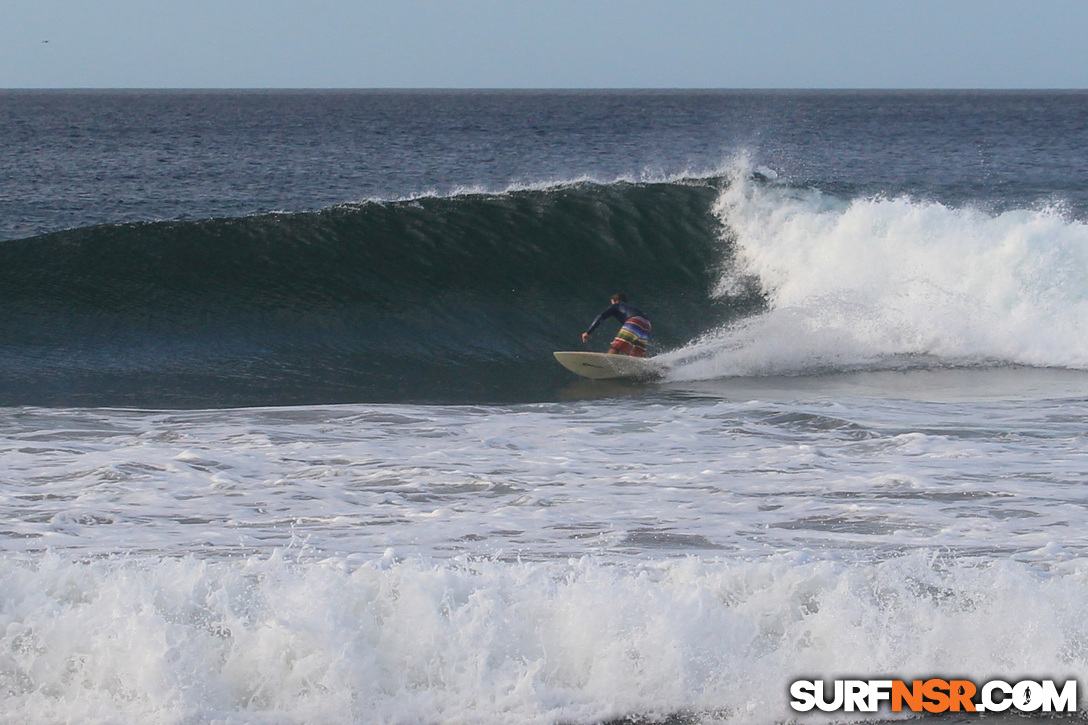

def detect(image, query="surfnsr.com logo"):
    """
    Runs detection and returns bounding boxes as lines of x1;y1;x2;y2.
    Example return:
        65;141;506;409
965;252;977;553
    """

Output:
789;679;1078;714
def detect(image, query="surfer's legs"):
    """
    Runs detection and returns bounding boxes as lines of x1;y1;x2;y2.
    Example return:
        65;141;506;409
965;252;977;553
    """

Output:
609;340;647;356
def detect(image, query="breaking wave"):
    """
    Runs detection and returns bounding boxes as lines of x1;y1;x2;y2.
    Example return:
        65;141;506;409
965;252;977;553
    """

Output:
667;169;1088;380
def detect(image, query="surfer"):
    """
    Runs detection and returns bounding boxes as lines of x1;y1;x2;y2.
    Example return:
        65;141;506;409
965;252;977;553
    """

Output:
582;293;651;357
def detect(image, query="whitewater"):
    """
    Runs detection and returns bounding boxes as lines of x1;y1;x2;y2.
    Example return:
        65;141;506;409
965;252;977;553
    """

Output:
668;169;1088;378
3;90;1088;724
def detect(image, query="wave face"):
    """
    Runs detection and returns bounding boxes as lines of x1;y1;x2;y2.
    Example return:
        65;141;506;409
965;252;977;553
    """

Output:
0;181;758;407
667;170;1088;379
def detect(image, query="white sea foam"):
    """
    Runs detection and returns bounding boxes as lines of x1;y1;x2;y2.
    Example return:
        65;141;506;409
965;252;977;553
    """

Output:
667;170;1088;379
2;551;1087;725
5;395;1088;564
4;385;1088;722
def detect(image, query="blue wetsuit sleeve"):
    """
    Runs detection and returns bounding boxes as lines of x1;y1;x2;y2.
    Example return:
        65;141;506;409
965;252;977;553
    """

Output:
584;304;620;335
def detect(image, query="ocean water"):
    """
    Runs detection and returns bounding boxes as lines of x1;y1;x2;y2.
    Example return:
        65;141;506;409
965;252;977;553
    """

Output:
3;90;1088;724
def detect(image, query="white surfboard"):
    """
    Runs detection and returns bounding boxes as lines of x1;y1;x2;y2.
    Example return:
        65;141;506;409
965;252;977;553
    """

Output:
553;351;665;380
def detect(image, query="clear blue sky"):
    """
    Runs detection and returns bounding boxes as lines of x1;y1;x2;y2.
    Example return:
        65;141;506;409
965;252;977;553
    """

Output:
3;0;1087;89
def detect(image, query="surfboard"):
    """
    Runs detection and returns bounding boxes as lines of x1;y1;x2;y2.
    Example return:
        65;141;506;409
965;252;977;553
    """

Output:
553;351;665;380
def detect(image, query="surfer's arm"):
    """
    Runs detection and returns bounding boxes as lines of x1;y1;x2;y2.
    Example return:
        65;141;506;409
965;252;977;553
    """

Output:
584;304;619;337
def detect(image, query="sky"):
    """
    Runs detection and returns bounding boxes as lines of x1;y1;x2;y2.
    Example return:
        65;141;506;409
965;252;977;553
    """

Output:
2;0;1088;89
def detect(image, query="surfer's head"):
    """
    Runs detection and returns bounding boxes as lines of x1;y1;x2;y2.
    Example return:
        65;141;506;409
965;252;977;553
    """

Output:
611;292;628;303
